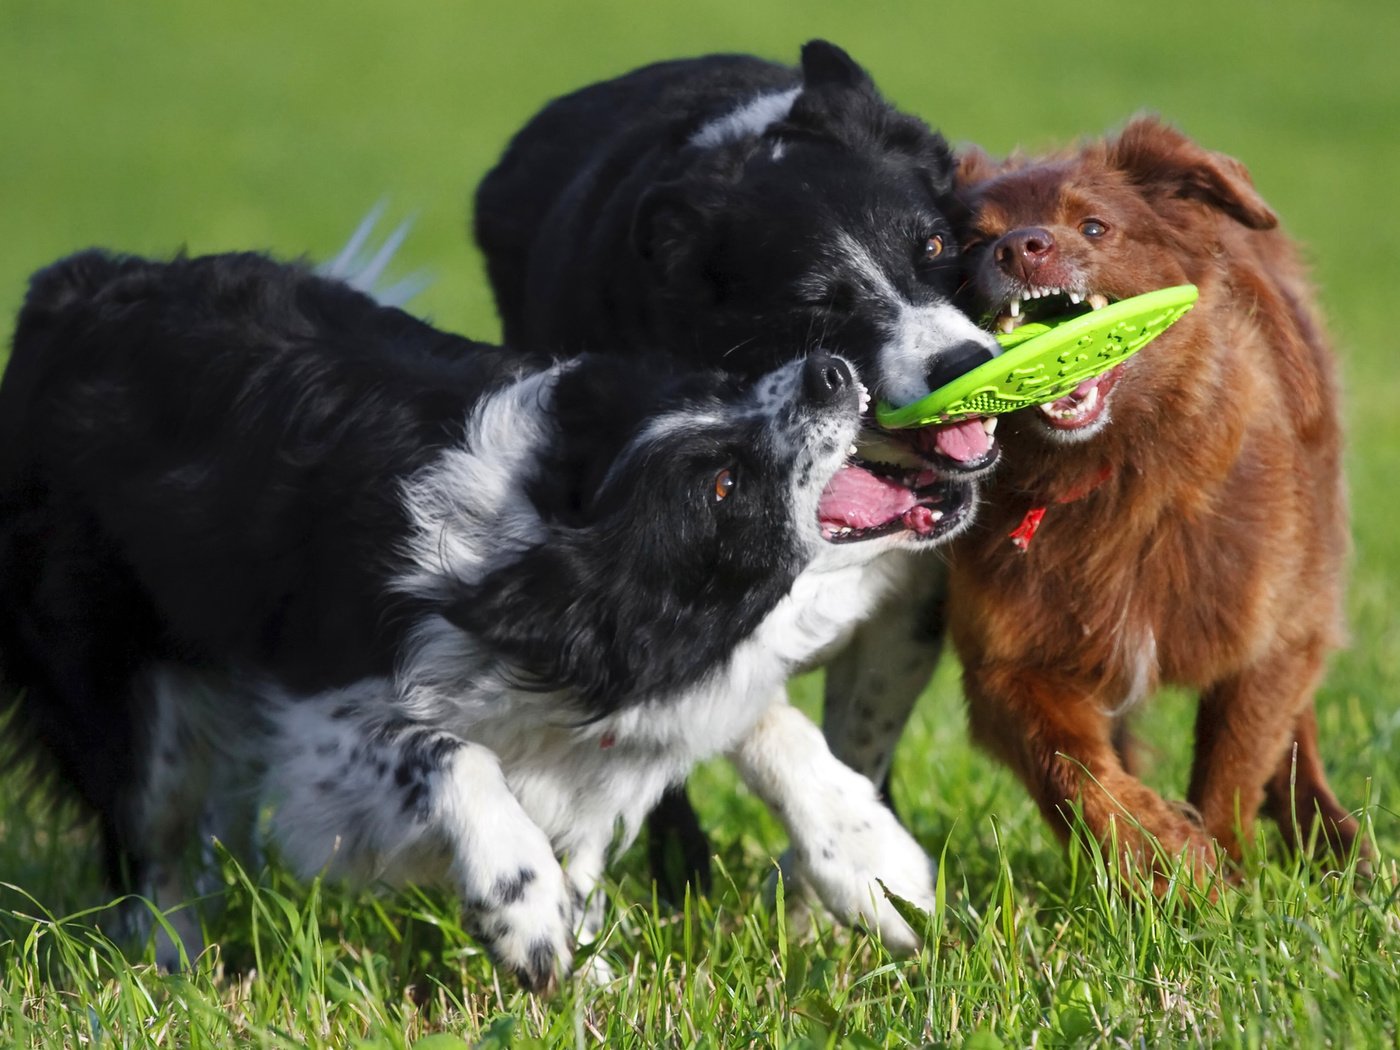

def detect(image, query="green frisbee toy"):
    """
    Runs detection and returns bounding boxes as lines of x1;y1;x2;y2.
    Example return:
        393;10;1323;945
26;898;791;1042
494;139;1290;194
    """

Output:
876;284;1199;428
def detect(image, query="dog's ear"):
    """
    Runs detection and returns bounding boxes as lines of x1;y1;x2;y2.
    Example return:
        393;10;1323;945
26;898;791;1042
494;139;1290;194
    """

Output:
799;40;875;93
441;540;623;707
954;144;1002;190
631;181;708;281
1108;115;1278;230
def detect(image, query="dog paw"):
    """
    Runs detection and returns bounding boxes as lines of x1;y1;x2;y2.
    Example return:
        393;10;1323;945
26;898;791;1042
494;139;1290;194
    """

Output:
467;859;576;995
791;789;936;954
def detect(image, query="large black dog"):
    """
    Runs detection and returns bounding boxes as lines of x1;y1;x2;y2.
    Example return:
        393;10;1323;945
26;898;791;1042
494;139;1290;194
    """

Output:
474;40;997;887
0;250;964;991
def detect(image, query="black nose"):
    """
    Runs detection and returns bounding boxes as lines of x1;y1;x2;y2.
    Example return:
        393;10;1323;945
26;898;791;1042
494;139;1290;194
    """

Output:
925;340;996;392
993;226;1057;284
802;354;852;405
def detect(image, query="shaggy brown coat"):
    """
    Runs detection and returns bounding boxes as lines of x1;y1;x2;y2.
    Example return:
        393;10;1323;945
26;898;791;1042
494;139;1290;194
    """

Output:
950;116;1362;886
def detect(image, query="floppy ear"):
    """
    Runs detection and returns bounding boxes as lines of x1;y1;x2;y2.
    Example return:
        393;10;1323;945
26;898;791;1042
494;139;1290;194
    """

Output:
954;143;1003;190
1108;115;1278;230
441;540;621;706
799;39;876;92
631;181;708;280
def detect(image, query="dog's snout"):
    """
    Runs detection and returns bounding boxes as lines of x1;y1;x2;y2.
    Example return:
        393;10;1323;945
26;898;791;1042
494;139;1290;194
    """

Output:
802;354;853;405
926;341;996;393
994;226;1057;283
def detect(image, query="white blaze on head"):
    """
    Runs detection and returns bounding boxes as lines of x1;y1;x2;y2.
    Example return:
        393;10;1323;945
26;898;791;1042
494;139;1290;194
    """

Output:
878;302;1001;408
690;87;801;149
830;231;1000;408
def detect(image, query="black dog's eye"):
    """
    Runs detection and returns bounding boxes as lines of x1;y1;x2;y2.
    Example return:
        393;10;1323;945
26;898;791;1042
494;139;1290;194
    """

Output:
1079;219;1109;238
713;468;736;502
921;234;945;261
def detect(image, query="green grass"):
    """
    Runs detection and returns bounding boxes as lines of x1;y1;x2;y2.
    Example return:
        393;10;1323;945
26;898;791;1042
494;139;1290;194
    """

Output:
2;1;1399;1046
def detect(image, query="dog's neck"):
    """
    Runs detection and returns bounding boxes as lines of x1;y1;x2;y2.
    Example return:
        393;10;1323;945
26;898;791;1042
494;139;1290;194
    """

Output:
1006;460;1115;552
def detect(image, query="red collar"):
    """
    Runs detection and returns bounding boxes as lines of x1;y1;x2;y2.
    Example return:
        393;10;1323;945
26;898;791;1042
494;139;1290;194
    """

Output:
1009;462;1114;552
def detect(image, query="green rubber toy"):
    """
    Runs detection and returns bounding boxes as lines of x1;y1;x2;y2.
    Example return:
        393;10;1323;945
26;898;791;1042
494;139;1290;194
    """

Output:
876;284;1199;428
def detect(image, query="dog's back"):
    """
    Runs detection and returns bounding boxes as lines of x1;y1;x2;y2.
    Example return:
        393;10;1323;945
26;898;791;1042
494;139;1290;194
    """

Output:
0;252;526;882
475;53;794;345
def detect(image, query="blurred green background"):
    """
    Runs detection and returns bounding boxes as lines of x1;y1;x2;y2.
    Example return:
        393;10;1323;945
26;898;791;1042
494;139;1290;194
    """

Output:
2;0;1397;879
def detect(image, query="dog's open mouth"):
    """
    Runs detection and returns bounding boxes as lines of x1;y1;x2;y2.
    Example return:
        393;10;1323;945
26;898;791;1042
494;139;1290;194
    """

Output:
993;283;1121;431
817;460;971;543
994;284;1112;335
905;416;998;470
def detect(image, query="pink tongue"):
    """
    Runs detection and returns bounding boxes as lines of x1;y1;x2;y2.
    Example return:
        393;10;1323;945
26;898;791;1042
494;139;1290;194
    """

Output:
903;505;940;536
818;465;918;530
1050;374;1103;411
932;418;990;463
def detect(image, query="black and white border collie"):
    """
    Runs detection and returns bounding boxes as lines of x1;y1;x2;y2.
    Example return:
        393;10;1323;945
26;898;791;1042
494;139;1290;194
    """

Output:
474;39;998;877
0;250;966;992
475;38;1001;478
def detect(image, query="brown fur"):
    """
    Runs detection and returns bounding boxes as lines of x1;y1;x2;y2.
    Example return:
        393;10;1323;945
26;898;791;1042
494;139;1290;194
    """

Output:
949;116;1364;887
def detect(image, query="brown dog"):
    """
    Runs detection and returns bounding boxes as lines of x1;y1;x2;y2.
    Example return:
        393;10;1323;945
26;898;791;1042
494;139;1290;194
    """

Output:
949;116;1364;887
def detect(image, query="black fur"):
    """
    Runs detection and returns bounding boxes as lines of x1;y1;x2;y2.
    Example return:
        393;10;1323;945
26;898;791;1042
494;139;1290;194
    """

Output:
473;39;997;897
0;249;850;900
474;40;997;400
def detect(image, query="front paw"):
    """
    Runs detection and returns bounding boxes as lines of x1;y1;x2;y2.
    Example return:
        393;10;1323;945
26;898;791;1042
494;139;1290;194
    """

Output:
793;795;936;954
468;860;576;995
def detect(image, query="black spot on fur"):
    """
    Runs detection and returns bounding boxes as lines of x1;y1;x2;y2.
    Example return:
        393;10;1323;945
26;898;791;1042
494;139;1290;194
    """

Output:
524;940;558;989
492;867;537;906
401;782;426;815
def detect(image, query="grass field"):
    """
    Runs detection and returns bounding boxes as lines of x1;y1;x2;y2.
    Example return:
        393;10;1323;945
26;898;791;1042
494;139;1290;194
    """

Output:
2;1;1398;1046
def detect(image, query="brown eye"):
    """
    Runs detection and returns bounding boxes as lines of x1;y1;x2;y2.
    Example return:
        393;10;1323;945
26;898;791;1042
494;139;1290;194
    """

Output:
922;234;945;260
1079;219;1108;238
713;468;736;502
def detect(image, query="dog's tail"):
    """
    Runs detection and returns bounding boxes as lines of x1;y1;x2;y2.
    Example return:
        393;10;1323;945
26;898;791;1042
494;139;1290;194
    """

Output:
318;201;432;308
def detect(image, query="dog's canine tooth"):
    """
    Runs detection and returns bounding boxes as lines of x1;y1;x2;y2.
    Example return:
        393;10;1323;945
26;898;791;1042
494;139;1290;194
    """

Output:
1088;292;1109;311
997;314;1017;334
1008;299;1021;318
981;417;998;436
1069;291;1082;305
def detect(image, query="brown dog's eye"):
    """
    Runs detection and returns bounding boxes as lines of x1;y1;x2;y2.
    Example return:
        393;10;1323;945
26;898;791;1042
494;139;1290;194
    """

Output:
1079;219;1109;238
922;235;945;260
713;468;736;502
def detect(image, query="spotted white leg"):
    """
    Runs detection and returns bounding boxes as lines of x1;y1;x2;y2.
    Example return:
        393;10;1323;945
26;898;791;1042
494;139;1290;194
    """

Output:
263;687;575;994
822;558;947;791
729;697;936;954
120;666;233;971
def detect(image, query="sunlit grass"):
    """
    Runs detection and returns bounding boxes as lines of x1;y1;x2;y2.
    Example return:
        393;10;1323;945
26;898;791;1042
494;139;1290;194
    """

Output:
2;0;1397;1045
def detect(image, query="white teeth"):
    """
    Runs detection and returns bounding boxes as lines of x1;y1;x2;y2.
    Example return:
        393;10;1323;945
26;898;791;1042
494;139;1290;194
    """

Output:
930;510;944;522
1088;293;1109;311
1068;291;1082;304
981;417;998;436
997;314;1017;334
856;380;870;412
848;443;859;456
1008;298;1021;318
1039;385;1100;422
